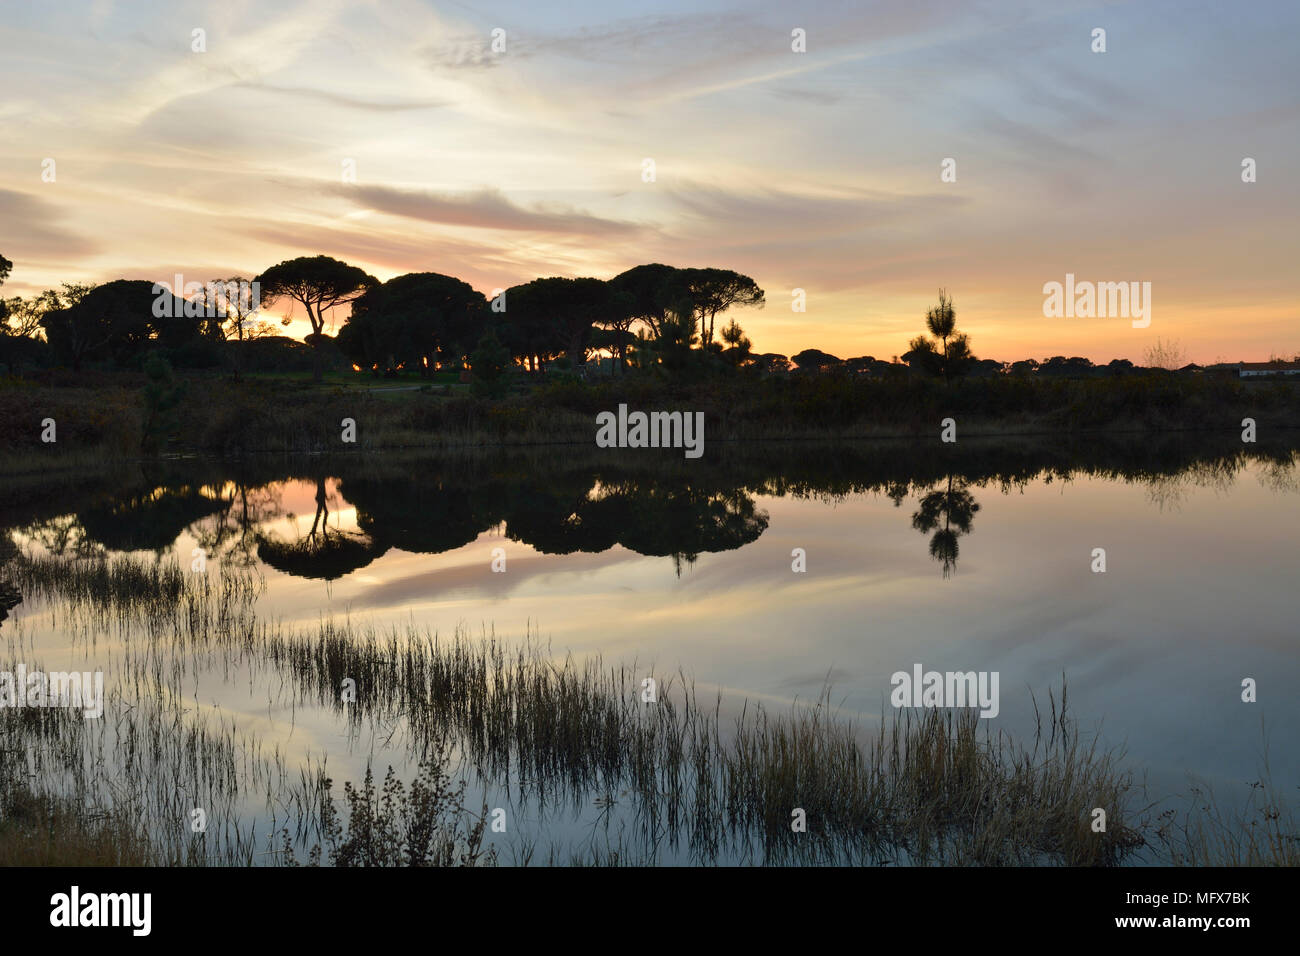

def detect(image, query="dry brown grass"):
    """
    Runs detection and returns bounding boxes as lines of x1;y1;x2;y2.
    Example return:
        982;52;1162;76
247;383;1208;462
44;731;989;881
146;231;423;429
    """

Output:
0;786;157;866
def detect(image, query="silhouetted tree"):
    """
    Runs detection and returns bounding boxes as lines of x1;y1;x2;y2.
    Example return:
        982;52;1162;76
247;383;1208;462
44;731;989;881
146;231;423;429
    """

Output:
906;289;974;382
589;325;637;375
679;268;765;347
752;353;792;374
190;277;283;379
195;277;273;342
0;252;11;327
339;272;486;375
0;263;58;373
2;295;51;339
469;329;512;397
41;280;192;370
636;295;699;374
792;348;842;372
499;281;555;372
719;318;753;367
598;286;640;373
256;256;377;381
508;276;610;370
12;284;95;369
609;264;681;339
1039;356;1094;378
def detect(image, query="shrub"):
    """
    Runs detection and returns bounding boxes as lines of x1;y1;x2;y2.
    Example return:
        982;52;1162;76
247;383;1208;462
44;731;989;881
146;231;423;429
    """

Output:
282;745;497;867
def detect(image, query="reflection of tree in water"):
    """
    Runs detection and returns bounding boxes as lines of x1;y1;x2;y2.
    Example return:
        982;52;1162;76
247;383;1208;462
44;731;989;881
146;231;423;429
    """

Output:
344;472;767;576
0;583;18;626
503;484;619;555
911;475;980;578
0;534;19;627
13;513;94;558
595;483;769;576
5;445;1297;587
1145;456;1239;512
257;476;387;581
342;477;501;556
77;485;227;554
885;482;909;507
230;472;768;581
193;482;285;569
9;474;234;559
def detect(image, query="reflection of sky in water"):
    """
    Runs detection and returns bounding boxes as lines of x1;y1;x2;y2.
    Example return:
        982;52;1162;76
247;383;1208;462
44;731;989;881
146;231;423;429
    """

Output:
13;462;1299;859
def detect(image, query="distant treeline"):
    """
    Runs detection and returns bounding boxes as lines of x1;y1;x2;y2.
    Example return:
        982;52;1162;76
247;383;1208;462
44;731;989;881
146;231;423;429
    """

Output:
5;252;1287;386
0;255;771;384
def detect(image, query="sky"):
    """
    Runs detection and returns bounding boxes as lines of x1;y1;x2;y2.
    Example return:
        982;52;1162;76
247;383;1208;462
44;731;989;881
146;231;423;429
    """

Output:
1;0;1296;364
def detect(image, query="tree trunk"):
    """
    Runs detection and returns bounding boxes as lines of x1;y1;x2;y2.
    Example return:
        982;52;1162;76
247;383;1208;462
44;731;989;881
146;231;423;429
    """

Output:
568;329;585;370
310;304;324;383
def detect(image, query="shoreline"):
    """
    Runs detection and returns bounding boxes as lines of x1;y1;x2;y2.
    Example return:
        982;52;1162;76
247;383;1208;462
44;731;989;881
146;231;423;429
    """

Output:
2;370;1298;472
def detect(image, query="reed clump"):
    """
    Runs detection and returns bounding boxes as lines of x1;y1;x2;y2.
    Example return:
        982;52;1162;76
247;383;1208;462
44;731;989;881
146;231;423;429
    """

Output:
1150;773;1299;867
233;620;1146;865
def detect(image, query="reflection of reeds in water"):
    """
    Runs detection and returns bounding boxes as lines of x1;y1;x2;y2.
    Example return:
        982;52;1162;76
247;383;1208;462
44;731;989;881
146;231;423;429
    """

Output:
0;657;287;865
10;549;262;628
3;547;1293;865
250;623;1149;864
1;552;298;865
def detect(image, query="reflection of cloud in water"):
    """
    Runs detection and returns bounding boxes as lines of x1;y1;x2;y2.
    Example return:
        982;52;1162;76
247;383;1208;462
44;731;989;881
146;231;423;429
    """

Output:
342;546;646;609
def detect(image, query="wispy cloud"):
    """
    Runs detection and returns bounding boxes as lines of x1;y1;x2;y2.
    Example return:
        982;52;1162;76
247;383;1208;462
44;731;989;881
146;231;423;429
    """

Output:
231;82;449;112
667;181;969;240
327;183;649;237
0;190;98;263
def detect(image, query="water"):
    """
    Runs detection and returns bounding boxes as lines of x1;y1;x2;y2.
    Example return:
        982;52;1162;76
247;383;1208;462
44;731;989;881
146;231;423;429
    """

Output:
2;438;1297;864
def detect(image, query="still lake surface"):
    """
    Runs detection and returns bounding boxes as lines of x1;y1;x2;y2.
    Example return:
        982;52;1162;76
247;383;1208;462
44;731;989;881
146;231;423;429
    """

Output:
3;439;1297;863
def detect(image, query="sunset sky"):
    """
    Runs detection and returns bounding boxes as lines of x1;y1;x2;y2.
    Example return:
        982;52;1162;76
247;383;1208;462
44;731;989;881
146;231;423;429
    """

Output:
2;0;1296;364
